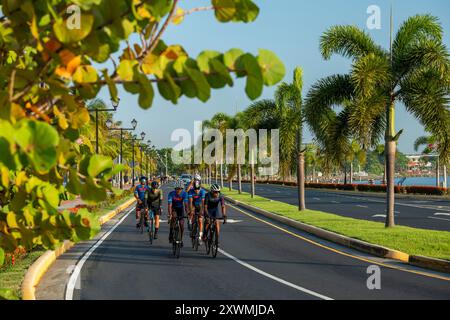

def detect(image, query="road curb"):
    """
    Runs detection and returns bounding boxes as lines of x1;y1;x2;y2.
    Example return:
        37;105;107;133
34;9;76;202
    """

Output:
21;197;135;300
409;255;450;274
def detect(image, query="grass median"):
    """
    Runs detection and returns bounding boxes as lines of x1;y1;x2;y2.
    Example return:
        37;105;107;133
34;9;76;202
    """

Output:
220;187;450;261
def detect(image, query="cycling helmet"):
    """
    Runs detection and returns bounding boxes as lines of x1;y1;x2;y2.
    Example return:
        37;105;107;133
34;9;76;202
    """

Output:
174;180;184;189
210;183;221;192
193;180;201;190
151;181;159;189
140;176;147;183
194;173;201;181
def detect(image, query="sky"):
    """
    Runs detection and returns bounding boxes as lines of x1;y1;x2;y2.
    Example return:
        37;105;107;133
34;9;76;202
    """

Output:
96;0;450;154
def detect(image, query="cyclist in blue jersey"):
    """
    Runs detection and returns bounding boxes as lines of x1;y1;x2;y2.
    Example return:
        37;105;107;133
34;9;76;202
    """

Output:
168;180;189;246
134;176;150;228
188;179;206;241
204;184;227;241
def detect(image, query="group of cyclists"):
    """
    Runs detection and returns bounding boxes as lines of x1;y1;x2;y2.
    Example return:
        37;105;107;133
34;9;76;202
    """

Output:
133;174;227;249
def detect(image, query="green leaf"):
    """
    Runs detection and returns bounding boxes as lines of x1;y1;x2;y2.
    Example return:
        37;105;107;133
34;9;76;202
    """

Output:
257;49;286;86
234;0;259;22
0;288;20;300
53;14;94;43
157;73;181;104
15;120;60;174
185;67;211;102
73;65;98;83
87;155;113;177
137;74;154;109
213;0;237;22
239;54;263;99
0;248;4;266
117;60;138;81
224;48;245;70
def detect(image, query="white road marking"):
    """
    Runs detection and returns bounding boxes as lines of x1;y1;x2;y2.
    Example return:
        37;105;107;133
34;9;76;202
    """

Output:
356;205;368;208
218;248;333;300
429;216;450;222
65;206;134;300
331;201;340;204
225;219;243;223
434;213;450;217
372;214;386;218
313;198;321;201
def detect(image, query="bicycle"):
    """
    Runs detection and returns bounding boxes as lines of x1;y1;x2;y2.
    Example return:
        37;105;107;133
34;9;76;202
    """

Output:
204;217;223;258
147;208;155;244
191;212;201;251
170;215;184;259
137;204;147;235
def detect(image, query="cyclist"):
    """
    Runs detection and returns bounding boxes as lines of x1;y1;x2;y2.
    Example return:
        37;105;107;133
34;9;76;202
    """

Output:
168;180;189;246
185;173;201;192
188;179;206;242
204;183;227;242
147;180;163;239
134;176;150;228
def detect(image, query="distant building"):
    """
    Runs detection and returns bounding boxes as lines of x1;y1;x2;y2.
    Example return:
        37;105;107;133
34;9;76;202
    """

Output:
405;154;432;172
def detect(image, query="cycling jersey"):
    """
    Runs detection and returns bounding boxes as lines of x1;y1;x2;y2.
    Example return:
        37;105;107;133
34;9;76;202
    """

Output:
188;188;206;207
134;184;150;202
168;190;188;208
205;191;224;210
147;188;163;209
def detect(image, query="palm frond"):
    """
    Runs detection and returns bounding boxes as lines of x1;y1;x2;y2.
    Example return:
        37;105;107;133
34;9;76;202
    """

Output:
320;25;386;61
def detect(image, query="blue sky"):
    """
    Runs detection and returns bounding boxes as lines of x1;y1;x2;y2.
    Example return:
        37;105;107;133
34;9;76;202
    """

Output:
98;0;450;154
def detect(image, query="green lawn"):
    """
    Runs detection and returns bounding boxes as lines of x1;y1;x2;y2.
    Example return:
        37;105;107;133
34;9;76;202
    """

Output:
0;250;45;299
220;187;450;261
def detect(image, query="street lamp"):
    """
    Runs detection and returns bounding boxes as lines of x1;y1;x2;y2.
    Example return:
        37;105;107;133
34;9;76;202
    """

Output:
89;98;120;154
106;118;137;189
124;131;146;186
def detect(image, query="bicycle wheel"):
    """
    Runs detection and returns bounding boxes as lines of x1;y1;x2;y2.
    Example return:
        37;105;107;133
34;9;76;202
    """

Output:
172;224;178;256
175;223;181;259
191;219;197;248
139;211;145;234
193;219;199;252
148;218;154;244
211;224;219;258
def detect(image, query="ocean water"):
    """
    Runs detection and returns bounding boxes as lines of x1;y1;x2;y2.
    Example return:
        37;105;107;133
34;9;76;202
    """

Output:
354;176;446;187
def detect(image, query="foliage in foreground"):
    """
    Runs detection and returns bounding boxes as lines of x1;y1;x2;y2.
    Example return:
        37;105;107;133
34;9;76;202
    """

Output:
0;0;285;270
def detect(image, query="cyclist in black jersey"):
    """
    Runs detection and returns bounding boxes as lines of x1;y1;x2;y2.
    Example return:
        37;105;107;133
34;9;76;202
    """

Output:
147;180;163;239
204;184;227;241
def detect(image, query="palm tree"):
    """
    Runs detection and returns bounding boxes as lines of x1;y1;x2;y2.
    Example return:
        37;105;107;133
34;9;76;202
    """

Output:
305;15;450;227
275;67;305;210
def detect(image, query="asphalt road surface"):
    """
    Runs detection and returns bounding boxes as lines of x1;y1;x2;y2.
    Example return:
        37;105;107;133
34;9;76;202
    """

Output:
225;183;450;231
58;185;450;300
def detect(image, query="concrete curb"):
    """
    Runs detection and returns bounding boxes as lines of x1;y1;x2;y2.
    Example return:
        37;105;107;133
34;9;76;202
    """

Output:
224;195;450;274
21;197;135;300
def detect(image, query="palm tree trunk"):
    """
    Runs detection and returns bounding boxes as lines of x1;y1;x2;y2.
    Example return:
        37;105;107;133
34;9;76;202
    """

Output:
297;152;306;210
436;157;440;187
250;150;255;198
344;164;347;185
385;101;396;228
443;164;447;189
220;163;224;188
237;164;242;194
350;162;353;184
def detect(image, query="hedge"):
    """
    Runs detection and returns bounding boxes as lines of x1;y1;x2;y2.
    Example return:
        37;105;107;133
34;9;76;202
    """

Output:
230;179;447;195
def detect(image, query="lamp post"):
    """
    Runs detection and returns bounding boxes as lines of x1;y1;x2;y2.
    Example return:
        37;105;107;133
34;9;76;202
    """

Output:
89;98;120;154
106;118;137;189
124;131;146;187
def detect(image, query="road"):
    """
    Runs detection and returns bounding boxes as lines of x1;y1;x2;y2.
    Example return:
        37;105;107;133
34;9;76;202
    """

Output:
226;183;450;231
44;185;450;300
